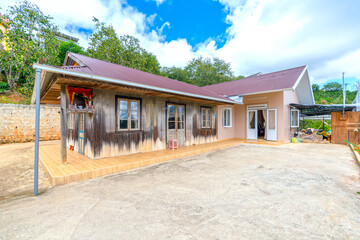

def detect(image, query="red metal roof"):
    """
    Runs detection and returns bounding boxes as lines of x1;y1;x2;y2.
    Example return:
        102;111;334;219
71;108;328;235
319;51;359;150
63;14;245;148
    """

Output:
202;66;307;96
62;52;230;102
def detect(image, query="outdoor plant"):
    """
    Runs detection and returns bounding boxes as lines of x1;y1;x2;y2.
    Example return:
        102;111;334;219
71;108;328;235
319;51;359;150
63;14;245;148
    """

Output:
0;81;10;92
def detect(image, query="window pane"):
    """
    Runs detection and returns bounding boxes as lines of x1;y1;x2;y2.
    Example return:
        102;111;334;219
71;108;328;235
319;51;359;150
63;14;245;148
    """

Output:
119;120;128;129
268;110;275;129
119;100;128;110
178;122;184;129
130;101;138;110
249;111;255;129
168;105;175;113
131;111;138;120
131;120;138;129
120;110;128;119
178;106;184;114
168;121;175;129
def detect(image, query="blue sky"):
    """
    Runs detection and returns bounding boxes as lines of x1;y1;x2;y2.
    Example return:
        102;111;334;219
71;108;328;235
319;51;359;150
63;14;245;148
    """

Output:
1;0;360;91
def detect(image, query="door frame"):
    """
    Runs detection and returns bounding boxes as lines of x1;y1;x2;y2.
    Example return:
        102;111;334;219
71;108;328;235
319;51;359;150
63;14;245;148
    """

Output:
246;104;267;140
266;108;277;141
247;109;258;140
78;113;85;154
165;102;186;144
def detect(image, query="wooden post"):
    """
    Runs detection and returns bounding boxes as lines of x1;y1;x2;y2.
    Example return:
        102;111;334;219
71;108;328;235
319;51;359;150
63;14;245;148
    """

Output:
60;85;67;163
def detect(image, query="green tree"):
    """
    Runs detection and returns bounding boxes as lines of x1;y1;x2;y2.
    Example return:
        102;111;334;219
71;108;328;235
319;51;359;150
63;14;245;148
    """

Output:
322;82;342;91
312;84;320;92
161;66;190;84
184;57;236;86
87;18;160;74
0;0;60;91
57;41;85;65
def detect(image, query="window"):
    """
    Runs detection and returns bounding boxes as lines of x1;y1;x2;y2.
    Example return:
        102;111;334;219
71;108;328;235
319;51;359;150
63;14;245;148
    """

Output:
291;109;299;127
201;107;211;128
117;97;141;131
67;113;75;129
223;108;232;127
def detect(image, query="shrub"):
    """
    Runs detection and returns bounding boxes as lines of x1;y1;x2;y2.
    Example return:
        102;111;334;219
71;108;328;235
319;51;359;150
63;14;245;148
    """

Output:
0;81;10;92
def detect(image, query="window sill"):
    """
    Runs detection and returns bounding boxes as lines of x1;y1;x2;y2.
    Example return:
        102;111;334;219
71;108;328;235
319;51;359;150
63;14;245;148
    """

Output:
223;126;232;128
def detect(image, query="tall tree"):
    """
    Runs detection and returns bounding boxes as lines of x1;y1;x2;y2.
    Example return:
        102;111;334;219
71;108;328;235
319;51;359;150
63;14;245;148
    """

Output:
57;41;85;65
0;0;60;90
322;82;342;91
87;18;160;75
312;84;320;92
185;57;236;86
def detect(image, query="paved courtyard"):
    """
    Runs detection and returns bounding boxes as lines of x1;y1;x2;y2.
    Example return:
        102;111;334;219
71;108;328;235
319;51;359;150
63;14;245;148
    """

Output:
1;143;360;239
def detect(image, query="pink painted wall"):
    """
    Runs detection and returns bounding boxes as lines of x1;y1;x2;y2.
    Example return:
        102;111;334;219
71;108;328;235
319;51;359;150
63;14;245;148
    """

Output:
217;90;300;142
283;90;300;140
217;105;236;139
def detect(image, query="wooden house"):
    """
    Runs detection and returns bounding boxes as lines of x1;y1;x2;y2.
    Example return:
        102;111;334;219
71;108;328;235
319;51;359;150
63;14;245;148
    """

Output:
32;52;235;162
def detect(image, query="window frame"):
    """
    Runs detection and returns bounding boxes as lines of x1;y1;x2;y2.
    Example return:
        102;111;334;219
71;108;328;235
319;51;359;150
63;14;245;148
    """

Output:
290;109;300;128
115;96;142;131
223;107;232;128
201;106;212;129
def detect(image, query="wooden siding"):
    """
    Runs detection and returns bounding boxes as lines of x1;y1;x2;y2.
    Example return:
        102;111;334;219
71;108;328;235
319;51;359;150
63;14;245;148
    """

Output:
331;111;359;145
67;89;218;159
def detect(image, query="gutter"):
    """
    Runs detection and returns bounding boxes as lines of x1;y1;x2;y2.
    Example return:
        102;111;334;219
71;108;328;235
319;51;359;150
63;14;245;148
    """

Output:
33;63;236;104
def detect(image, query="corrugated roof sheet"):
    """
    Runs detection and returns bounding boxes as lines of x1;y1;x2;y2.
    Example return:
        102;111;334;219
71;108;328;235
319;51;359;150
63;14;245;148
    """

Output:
63;52;230;102
202;65;307;96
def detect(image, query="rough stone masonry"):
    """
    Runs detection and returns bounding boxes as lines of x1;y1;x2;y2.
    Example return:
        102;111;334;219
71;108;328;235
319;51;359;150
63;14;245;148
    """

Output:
0;104;60;144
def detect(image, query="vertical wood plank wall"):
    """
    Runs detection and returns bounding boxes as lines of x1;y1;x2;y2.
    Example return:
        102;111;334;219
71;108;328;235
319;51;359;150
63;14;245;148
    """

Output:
331;111;359;145
68;89;219;159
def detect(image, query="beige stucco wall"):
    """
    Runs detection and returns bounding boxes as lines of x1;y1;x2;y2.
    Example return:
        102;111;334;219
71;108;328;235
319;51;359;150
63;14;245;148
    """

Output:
283;90;300;140
217;91;299;142
217;105;236;140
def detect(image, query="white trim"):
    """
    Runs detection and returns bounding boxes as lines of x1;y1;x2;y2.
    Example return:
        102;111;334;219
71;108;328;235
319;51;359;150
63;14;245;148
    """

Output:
223;107;232;127
292;66;308;90
290;109;300;128
241;88;293;96
33;64;236;104
247;104;267;110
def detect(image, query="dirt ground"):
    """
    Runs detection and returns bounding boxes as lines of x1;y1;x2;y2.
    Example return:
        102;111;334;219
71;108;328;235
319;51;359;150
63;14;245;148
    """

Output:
1;143;360;239
0;141;54;200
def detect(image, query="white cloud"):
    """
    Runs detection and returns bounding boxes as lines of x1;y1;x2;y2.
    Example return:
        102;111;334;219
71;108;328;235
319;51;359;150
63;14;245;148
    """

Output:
1;0;360;86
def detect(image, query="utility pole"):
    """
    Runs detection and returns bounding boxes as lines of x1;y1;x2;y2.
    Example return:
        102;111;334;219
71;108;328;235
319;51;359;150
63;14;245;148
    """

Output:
343;72;345;117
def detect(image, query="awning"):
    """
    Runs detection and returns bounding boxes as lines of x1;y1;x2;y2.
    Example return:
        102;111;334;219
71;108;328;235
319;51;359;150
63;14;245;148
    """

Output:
290;103;356;116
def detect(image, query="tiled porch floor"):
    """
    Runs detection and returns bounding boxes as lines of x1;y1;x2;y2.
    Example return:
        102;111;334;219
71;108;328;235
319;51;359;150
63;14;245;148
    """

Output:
39;139;246;186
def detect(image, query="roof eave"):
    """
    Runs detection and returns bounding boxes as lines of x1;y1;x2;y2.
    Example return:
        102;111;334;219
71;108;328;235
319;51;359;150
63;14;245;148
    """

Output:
33;63;235;104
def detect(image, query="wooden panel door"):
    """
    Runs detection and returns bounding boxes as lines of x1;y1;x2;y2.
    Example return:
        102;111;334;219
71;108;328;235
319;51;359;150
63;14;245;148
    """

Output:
167;104;185;146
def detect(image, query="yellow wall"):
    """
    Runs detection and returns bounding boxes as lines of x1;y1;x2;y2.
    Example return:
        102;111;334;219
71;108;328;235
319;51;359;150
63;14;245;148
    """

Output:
0;23;8;50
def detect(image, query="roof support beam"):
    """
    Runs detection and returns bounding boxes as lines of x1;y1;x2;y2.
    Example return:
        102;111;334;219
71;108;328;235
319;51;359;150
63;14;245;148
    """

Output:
34;68;42;195
60;85;67;164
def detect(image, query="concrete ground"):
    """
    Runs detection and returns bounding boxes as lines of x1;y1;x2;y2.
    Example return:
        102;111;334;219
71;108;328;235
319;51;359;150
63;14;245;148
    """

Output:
1;143;360;239
0;141;53;200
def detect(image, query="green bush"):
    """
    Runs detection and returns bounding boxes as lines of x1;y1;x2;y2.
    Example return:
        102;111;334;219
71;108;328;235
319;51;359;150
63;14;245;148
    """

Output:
17;86;32;97
300;119;331;132
0;81;10;92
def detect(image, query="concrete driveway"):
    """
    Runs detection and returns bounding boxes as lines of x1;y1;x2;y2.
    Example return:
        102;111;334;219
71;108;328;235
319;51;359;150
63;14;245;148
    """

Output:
1;143;360;239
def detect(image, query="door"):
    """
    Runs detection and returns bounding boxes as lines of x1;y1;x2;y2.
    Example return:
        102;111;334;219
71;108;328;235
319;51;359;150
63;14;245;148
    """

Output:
247;110;257;140
78;113;85;154
266;109;277;141
167;104;185;146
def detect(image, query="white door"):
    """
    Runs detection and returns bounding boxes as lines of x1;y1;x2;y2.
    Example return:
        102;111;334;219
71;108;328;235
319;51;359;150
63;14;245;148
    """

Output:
247;110;257;140
266;109;277;141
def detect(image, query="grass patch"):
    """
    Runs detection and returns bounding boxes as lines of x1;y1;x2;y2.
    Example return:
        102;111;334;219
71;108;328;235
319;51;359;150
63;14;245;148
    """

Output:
0;92;31;104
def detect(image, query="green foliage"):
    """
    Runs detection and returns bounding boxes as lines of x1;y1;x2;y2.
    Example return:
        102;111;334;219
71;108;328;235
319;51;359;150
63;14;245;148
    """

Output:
313;88;356;104
87;18;160;75
57;41;85;65
17;86;32;97
0;81;10;92
161;57;243;87
312;84;320;91
0;0;60;91
300;119;331;132
322;82;342;91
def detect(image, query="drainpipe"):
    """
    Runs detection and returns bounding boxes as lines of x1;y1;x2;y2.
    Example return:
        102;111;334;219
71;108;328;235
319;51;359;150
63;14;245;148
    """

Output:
34;68;42;195
342;72;345;117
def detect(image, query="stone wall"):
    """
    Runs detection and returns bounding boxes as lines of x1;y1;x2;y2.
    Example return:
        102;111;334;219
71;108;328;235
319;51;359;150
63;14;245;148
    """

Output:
0;104;60;144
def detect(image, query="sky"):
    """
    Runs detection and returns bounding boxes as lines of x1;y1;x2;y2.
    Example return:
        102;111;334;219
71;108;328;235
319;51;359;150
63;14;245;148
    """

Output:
1;0;360;90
